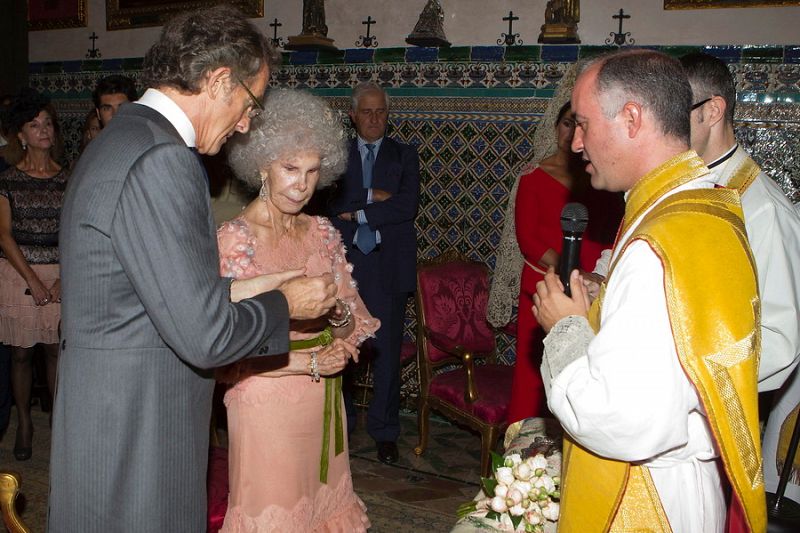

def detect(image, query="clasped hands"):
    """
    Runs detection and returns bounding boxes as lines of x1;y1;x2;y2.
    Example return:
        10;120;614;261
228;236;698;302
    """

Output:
532;267;591;333
28;277;61;306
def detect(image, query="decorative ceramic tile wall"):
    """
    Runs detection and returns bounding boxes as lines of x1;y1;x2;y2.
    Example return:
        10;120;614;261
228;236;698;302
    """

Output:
29;45;800;401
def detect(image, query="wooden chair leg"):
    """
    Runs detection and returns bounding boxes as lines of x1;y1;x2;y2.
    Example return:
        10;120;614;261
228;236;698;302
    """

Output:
414;400;430;456
480;425;500;478
0;472;31;533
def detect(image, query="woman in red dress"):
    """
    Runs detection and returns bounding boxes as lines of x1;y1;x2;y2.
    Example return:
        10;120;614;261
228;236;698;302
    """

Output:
507;102;621;424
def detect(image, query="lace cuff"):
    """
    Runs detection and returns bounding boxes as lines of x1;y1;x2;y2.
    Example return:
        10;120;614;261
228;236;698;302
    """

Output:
541;315;594;395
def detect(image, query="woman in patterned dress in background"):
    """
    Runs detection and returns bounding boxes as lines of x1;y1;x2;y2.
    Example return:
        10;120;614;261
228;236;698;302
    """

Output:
0;90;67;460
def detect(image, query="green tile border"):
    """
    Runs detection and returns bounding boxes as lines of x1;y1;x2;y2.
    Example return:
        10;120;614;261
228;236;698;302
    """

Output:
437;46;472;62
374;47;407;63
503;46;541;62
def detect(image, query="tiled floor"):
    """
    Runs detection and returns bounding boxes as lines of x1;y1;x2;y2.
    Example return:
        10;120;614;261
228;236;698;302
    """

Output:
349;410;487;527
1;405;493;532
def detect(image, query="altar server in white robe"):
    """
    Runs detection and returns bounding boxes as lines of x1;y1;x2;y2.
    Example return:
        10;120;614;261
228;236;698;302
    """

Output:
534;50;764;533
681;52;800;391
680;51;800;505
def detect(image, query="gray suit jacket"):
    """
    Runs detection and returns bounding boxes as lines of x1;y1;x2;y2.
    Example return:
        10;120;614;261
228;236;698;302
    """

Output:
49;104;289;532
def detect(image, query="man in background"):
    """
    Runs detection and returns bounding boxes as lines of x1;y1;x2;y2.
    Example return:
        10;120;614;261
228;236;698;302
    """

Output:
681;51;800;505
51;6;340;531
92;74;138;127
533;49;764;532
330;82;420;464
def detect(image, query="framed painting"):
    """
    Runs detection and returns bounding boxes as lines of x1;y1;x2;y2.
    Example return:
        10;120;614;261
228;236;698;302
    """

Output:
665;1;800;8
28;0;87;31
106;0;264;31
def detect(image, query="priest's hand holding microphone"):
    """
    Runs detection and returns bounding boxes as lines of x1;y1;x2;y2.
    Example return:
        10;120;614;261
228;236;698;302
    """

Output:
532;203;593;332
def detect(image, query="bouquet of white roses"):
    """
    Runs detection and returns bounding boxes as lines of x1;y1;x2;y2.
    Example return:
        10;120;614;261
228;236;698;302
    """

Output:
457;451;560;532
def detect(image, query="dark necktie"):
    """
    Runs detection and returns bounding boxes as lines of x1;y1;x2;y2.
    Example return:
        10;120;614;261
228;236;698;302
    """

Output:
355;144;377;254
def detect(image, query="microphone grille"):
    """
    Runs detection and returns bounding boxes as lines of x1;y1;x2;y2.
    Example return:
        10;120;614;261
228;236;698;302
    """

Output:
561;202;589;233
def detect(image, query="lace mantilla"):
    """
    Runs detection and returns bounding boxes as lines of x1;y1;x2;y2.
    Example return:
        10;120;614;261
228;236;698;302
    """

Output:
487;64;579;327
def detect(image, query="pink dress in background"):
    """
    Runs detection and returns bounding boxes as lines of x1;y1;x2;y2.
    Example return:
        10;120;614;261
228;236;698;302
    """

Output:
217;215;378;533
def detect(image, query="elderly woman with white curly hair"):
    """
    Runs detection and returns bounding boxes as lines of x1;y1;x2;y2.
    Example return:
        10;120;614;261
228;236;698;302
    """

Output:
216;89;377;532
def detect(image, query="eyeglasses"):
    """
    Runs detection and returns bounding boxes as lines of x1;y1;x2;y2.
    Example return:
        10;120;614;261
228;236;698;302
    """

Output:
690;97;713;111
236;77;264;119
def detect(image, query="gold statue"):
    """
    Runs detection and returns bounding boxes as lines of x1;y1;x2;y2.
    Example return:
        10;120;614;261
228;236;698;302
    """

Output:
539;0;580;44
285;0;338;51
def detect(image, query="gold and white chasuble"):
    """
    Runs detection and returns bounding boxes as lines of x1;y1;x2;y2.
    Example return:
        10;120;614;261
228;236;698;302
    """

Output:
545;152;766;532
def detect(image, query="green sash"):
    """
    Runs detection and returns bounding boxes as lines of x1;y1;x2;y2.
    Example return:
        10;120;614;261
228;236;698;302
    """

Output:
289;328;344;484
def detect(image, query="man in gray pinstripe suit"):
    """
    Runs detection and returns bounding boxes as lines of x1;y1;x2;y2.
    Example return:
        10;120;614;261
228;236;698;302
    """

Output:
49;6;343;532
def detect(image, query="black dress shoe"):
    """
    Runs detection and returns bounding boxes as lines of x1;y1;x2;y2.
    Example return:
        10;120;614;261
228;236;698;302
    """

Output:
376;441;398;464
13;446;31;461
14;426;32;461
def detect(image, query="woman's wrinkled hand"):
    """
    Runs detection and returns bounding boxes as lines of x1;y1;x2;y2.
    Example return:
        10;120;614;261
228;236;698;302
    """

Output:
315;338;359;376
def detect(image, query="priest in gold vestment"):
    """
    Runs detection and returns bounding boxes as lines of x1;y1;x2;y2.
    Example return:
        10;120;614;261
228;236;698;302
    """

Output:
533;50;765;532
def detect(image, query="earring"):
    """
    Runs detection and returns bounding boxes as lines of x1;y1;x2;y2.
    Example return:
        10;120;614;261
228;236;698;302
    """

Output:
21;140;27;150
259;181;268;202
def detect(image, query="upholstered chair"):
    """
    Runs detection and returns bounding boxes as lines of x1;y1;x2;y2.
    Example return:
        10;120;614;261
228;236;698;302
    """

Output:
413;250;513;477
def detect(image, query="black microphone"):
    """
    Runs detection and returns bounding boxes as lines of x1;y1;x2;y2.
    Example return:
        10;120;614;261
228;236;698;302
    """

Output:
558;202;589;297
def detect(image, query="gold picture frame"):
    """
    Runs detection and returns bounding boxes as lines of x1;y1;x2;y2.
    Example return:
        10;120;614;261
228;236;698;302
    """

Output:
28;0;88;31
666;0;800;8
106;0;264;31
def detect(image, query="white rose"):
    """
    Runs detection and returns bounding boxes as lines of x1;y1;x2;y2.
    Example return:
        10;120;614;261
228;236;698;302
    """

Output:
526;454;548;472
524;508;543;525
490;495;508;513
505;453;523;467
533;475;556;494
541;501;560;521
496;466;516;486
495;484;509;498
513;462;533;481
509;503;526;517
511;479;533;497
506;488;524;506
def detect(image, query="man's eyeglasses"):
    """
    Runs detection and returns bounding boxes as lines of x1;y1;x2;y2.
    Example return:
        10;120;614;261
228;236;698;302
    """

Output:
690;97;713;111
236;78;264;119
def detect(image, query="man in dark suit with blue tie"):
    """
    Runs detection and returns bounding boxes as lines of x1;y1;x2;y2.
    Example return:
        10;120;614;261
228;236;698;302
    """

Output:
331;82;420;464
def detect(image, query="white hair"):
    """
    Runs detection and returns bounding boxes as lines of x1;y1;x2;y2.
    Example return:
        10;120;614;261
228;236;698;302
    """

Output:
227;89;348;189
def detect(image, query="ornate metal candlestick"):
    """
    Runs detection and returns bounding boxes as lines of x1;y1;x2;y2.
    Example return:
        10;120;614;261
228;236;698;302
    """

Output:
605;9;634;47
86;32;101;59
498;11;522;47
269;18;285;49
356;16;378;48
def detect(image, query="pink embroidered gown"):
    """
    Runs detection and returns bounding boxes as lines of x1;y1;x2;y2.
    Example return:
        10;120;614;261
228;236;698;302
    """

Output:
217;216;378;533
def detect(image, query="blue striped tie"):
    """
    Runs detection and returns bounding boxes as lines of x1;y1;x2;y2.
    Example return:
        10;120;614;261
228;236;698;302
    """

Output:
355;144;377;254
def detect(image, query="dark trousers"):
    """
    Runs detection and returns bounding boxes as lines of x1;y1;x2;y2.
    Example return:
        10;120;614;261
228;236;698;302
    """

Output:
0;344;11;435
345;248;409;443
